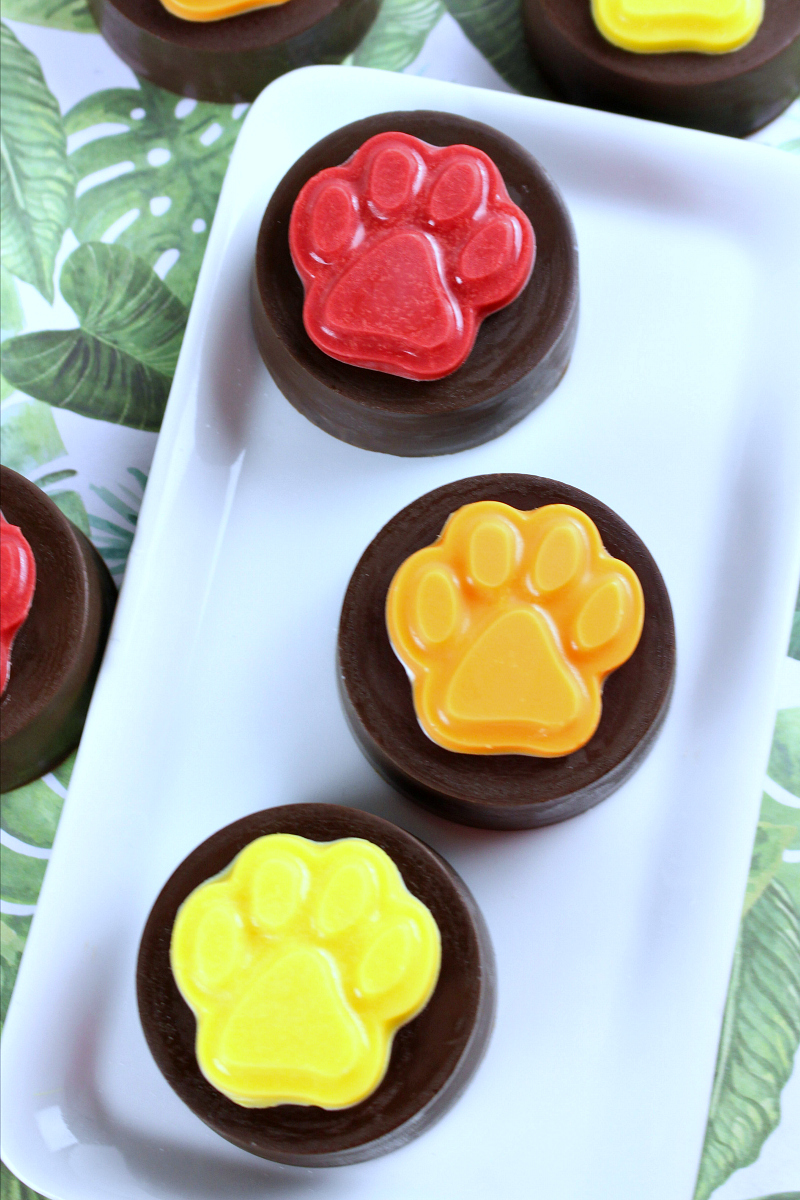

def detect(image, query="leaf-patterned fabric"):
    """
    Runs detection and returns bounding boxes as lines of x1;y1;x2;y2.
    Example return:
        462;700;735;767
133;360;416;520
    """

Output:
0;6;798;1200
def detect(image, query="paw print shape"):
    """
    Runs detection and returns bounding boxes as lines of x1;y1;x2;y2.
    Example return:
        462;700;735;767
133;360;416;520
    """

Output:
386;501;645;757
289;132;535;381
171;834;441;1109
591;0;761;54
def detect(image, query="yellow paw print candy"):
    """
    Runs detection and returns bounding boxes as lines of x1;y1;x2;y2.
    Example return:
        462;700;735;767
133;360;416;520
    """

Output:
591;0;763;54
386;501;644;757
170;834;441;1109
159;0;289;23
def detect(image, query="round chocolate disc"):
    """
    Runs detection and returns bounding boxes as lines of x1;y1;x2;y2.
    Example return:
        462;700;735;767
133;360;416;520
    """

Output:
522;0;800;137
338;474;676;830
88;0;379;104
0;467;116;794
252;111;579;456
137;803;496;1166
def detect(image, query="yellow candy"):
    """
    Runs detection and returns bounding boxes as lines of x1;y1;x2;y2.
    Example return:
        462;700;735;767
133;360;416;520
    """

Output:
159;0;289;23
171;834;441;1109
591;0;763;54
386;501;644;757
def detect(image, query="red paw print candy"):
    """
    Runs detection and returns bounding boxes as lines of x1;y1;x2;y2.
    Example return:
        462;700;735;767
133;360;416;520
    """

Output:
0;510;36;695
289;133;536;382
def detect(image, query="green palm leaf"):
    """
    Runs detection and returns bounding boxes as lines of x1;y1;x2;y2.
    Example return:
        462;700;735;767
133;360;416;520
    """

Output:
0;22;75;302
440;0;555;97
64;80;244;303
769;709;800;797
1;779;64;849
0;242;187;430
0;397;66;473
694;878;800;1200
0;844;47;906
0;263;23;335
0;1158;47;1200
351;0;445;72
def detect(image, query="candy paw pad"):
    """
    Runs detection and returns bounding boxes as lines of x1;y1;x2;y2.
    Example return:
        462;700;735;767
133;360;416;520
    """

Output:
171;834;441;1109
387;501;644;756
289;132;535;380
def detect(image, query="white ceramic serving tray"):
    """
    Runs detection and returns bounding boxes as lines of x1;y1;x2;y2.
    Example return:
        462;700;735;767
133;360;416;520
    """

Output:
3;66;800;1200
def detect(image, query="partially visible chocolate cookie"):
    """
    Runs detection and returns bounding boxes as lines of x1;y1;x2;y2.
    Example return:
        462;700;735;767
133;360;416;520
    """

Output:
252;111;579;456
137;803;496;1166
0;467;116;794
338;475;675;830
88;0;379;104
522;0;800;137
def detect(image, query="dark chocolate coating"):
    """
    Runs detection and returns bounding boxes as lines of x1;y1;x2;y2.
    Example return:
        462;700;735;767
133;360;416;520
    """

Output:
0;467;116;794
88;0;379;104
137;803;496;1166
252;111;579;456
522;0;800;137
338;475;676;830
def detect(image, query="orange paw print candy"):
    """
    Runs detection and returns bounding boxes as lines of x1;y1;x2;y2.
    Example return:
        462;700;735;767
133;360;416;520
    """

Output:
386;501;644;757
159;0;289;22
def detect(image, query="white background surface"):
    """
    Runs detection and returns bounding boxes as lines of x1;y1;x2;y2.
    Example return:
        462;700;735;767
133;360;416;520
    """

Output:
2;65;800;1200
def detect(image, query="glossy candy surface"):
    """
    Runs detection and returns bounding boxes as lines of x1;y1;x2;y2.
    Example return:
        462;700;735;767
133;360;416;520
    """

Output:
592;0;764;52
159;0;289;21
289;132;535;381
387;501;644;756
0;511;36;696
171;833;441;1109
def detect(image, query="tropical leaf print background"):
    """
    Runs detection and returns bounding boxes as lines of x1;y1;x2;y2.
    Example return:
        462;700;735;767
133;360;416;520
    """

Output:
0;3;798;1198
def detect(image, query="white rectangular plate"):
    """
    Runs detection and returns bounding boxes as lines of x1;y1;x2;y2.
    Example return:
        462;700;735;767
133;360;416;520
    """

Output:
3;66;800;1200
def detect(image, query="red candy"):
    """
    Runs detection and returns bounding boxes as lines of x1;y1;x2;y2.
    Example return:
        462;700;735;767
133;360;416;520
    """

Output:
289;132;536;381
0;510;36;695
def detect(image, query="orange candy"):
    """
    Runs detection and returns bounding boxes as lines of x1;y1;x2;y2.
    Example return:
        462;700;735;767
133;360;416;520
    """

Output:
386;501;644;757
159;0;289;22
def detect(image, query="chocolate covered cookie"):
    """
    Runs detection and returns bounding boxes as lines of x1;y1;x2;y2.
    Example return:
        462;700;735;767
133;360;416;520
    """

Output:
252;111;579;456
0;467;116;794
137;803;496;1166
338;474;675;829
522;0;800;137
89;0;379;104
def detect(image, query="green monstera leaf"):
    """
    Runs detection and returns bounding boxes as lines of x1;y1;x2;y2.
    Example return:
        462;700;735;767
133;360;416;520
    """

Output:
0;22;75;302
694;878;800;1200
350;0;445;71
441;0;556;97
0;0;96;31
64;80;244;304
1;242;187;431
